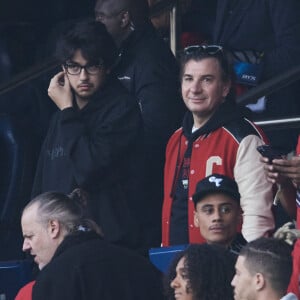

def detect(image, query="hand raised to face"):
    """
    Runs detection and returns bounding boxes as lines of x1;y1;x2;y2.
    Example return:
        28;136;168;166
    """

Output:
48;71;73;110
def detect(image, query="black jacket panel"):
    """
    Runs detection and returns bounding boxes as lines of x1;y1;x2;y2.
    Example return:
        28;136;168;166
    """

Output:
32;77;144;248
32;232;165;300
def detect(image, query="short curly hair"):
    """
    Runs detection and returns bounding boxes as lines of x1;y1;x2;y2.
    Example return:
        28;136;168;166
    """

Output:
165;244;235;300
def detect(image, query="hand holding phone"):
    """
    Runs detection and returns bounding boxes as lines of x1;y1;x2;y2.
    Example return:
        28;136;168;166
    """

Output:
257;145;286;162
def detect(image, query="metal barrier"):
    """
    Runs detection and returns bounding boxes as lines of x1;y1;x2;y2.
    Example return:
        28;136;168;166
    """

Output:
169;5;177;56
237;64;300;130
0;59;59;96
237;64;300;106
255;117;300;131
0;1;298;131
148;0;300;130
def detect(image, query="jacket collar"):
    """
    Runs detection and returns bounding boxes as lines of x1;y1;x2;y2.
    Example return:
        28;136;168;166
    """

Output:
117;21;156;54
182;100;244;141
78;75;123;113
52;231;101;260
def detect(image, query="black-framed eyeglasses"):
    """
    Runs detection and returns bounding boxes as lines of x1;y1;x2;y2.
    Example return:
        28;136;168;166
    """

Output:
64;63;104;75
183;45;223;56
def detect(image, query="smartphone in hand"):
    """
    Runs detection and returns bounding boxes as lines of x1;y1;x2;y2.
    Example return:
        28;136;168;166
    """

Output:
256;145;286;162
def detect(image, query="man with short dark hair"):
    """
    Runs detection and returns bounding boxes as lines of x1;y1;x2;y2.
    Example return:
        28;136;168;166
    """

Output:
95;0;184;248
31;20;144;250
162;45;274;247
232;237;296;300
193;174;246;253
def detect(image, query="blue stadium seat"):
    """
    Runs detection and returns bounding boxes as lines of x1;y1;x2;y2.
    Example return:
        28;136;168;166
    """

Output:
0;260;33;300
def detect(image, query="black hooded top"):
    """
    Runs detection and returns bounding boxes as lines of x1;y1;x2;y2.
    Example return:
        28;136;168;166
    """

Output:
32;76;145;249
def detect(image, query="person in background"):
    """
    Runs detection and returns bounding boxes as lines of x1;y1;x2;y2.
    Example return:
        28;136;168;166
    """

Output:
213;0;300;152
165;243;235;300
15;281;34;300
95;0;184;249
20;190;164;300
162;44;274;246
193;174;246;254
261;135;300;298
232;237;296;300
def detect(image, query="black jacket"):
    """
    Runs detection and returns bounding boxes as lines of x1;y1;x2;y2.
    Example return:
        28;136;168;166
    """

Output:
32;231;165;300
113;21;185;248
213;0;300;150
114;21;183;152
32;76;144;249
214;0;300;79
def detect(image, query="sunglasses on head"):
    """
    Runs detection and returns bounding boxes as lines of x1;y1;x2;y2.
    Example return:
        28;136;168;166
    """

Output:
183;45;223;56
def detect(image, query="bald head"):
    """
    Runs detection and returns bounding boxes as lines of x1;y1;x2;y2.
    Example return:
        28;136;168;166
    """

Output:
95;0;149;16
95;0;149;44
95;0;127;15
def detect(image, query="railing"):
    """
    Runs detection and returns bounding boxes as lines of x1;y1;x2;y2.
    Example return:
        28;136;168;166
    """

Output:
0;58;59;96
236;64;300;130
149;0;300;130
255;117;300;131
237;64;300;106
0;1;299;132
169;5;177;56
149;0;177;17
0;0;179;95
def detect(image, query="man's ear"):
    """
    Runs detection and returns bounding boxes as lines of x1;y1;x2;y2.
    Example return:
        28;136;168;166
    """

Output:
120;11;130;28
194;210;200;227
254;273;266;291
222;80;231;98
47;220;61;239
238;207;243;223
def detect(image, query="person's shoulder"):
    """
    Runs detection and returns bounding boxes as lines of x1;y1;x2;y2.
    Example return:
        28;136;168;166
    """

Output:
60;237;158;278
168;127;184;141
35;237;164;299
94;77;139;108
129;23;168;49
229;233;248;255
124;26;176;63
223;118;265;143
15;280;35;300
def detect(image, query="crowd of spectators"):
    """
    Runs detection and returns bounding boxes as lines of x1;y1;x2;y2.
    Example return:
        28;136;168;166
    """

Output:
0;0;300;299
162;43;274;246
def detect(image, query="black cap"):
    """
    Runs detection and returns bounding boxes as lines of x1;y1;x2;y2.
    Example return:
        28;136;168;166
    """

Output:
192;174;240;206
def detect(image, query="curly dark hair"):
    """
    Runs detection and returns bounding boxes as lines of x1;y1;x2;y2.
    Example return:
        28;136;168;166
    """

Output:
55;18;118;68
164;244;236;300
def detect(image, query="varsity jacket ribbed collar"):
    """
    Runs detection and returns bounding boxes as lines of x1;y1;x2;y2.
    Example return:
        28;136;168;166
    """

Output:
182;101;245;142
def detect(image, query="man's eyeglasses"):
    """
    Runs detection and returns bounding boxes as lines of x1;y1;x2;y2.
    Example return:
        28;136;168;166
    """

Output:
64;63;104;75
183;45;223;56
